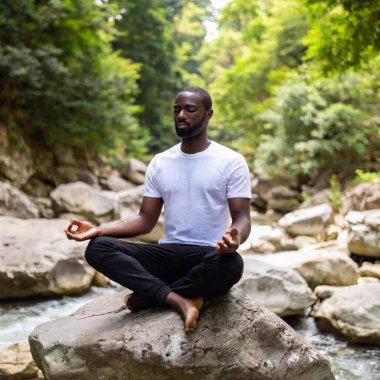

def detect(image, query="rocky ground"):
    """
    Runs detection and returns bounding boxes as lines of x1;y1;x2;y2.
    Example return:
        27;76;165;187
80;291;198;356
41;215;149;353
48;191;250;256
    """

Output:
1;157;379;379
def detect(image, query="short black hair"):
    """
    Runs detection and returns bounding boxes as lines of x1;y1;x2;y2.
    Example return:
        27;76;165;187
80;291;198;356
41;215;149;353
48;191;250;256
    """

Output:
177;86;212;110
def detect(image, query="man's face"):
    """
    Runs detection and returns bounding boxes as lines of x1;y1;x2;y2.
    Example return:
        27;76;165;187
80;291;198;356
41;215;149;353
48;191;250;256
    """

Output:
173;91;212;140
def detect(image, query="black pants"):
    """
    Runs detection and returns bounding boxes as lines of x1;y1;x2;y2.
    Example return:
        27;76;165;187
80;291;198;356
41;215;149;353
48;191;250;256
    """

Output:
85;237;244;305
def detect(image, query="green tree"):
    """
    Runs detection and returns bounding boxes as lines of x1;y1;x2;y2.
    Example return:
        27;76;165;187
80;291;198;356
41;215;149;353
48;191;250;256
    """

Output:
0;0;144;157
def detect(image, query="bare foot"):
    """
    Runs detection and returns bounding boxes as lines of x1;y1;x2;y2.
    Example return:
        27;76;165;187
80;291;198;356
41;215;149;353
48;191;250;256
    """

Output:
124;293;156;312
165;292;203;332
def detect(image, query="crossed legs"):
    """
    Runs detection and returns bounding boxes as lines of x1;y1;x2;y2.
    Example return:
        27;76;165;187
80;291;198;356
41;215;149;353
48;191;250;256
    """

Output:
85;237;243;331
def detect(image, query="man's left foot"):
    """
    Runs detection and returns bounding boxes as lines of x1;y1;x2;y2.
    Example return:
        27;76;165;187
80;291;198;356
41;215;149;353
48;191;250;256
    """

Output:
124;293;156;312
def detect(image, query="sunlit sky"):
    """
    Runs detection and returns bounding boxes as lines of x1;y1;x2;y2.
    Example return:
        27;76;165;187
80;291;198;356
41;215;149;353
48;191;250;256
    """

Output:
205;0;231;41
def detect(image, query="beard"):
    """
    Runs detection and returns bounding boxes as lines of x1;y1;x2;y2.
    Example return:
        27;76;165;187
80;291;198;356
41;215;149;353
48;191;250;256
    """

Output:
175;115;206;140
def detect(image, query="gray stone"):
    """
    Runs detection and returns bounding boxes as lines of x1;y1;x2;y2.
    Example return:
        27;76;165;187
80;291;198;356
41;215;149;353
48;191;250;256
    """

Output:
0;181;39;219
121;158;147;185
238;257;316;316
29;289;335;380
0;217;94;299
278;204;334;236
346;209;380;258
50;181;119;225
343;181;380;213
315;283;380;344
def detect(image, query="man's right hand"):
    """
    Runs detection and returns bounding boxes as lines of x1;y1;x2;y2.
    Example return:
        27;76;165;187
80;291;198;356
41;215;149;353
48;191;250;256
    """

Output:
64;219;101;241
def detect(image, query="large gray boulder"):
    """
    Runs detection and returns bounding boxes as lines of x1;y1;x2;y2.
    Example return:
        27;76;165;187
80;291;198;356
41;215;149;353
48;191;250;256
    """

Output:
0;217;94;299
253;248;359;289
315;283;380;345
29;289;335;380
0;181;39;218
342;181;380;213
238;257;316;316
50;181;120;224
346;209;380;258
279;204;333;236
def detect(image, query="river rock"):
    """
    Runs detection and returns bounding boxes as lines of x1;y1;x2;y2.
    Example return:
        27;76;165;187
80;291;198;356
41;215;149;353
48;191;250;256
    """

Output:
0;181;39;219
253;248;359;288
0;217;94;299
346;209;380;258
99;171;134;192
238;257;316;316
278;204;334;236
50;181;119;224
315;283;380;344
343;181;380;213
267;185;300;213
359;262;380;280
121;158;147;185
29;289;335;380
0;342;40;379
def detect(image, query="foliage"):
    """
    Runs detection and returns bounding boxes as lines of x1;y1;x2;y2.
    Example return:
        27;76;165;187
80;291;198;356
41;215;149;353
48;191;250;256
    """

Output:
354;169;380;184
302;0;380;72
254;62;380;180
328;174;342;212
0;0;146;157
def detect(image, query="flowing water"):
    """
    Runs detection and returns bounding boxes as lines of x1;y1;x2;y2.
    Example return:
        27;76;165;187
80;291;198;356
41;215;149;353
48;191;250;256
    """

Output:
0;286;379;379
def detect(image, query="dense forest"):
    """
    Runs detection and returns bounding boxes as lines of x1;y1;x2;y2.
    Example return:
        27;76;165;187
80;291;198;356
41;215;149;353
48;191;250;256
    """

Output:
0;0;379;185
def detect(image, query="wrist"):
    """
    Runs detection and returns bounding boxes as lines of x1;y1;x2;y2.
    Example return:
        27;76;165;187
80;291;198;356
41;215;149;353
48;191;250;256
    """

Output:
96;226;105;237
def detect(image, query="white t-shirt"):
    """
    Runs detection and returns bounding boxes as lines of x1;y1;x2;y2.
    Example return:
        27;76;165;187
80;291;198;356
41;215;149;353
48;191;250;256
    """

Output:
144;141;251;246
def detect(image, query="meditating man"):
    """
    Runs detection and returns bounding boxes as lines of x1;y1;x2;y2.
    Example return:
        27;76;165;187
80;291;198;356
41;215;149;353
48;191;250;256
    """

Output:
65;86;251;332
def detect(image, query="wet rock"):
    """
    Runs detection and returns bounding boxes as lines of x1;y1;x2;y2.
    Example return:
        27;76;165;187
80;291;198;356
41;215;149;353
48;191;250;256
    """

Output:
50;181;119;225
29;289;335;380
315;283;380;344
238;257;316;316
0;217;94;299
0;342;39;379
0;182;39;219
279;204;334;236
346;209;380;258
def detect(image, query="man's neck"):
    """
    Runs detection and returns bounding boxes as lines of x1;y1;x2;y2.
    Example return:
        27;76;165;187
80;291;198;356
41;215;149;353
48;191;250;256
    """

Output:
180;135;211;154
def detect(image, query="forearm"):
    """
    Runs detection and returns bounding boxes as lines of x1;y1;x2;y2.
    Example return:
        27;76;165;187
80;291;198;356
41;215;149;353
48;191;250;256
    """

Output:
97;215;154;238
230;216;251;245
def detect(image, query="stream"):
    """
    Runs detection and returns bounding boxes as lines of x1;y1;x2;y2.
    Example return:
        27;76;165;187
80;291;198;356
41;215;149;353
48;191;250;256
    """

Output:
0;285;379;379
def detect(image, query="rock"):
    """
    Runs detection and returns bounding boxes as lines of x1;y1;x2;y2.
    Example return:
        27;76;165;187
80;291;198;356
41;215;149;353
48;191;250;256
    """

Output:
22;177;53;198
0;217;94;299
343;181;380;213
357;276;379;284
239;225;289;253
251;177;297;211
0;123;34;187
278;204;334;236
99;171;134;192
121;158;147;185
293;235;318;249
267;185;300;213
252;248;359;288
55;167;99;186
29;289;335;380
0;182;39;219
250;210;282;225
359;262;380;280
0;342;39;379
299;189;330;209
313;285;343;300
346;209;380;258
315;283;380;344
50;181;119;225
238;257;316;316
118;184;145;206
32;197;55;219
92;272;112;288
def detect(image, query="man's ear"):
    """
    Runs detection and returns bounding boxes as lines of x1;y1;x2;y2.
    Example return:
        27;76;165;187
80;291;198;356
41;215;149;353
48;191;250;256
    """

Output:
206;109;213;121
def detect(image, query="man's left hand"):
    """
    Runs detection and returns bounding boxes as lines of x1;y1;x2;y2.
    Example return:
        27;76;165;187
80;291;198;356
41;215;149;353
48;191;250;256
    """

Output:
216;228;240;254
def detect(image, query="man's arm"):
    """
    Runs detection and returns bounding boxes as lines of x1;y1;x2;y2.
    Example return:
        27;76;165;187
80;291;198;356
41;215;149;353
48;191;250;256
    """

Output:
216;197;251;253
65;196;164;241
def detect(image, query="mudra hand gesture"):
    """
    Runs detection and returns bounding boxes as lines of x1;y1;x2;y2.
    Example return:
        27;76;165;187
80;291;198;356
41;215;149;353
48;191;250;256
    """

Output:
216;227;240;254
64;219;100;241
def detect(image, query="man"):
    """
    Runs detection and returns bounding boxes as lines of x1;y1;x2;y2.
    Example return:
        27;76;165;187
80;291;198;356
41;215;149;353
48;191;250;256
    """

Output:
65;87;251;332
